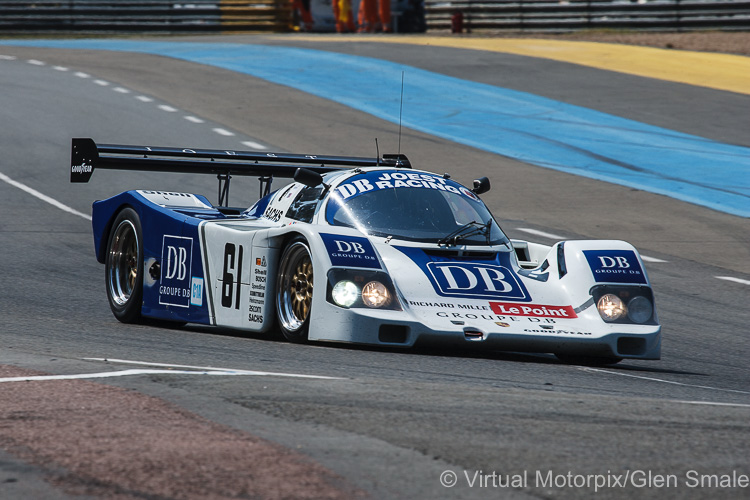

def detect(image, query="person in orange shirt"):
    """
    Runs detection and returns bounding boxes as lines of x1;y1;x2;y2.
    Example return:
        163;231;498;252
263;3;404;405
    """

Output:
357;0;378;32
358;0;391;32
379;0;391;32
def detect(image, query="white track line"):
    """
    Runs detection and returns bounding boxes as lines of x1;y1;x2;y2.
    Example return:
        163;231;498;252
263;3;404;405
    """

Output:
213;128;235;137
0;172;91;221
242;140;267;150
6;59;273;191
716;276;750;286
84;357;343;380
580;367;750;396
515;227;565;240
0;369;226;383
8;58;262;155
515;227;667;263
640;255;668;263
673;400;750;409
0;367;340;383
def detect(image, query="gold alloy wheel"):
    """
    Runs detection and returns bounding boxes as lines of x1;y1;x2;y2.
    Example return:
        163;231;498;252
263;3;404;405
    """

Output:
290;258;313;321
277;240;314;339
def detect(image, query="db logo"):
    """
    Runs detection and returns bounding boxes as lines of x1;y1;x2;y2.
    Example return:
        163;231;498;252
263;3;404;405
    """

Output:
334;240;366;254
597;255;630;269
583;249;646;284
160;235;193;285
159;235;194;307
165;245;189;280
320;233;381;269
427;262;528;300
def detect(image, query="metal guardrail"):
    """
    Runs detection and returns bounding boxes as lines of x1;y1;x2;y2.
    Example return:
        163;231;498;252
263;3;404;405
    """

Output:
3;0;748;32
426;0;750;32
0;0;292;32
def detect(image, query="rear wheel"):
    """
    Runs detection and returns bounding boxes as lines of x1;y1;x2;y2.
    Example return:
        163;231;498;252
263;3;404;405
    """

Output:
105;208;143;323
275;237;314;342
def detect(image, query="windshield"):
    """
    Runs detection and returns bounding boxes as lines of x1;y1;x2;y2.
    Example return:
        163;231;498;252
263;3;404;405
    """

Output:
325;170;509;245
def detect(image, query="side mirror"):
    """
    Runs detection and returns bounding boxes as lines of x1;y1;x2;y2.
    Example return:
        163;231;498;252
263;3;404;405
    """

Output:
294;167;324;187
472;176;491;195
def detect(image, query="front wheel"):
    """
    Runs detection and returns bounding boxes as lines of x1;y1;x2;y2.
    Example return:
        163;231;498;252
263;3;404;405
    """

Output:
275;237;314;343
105;208;144;323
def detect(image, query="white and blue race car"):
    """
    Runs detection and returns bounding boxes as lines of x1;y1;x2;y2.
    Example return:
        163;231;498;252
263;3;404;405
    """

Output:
72;138;661;365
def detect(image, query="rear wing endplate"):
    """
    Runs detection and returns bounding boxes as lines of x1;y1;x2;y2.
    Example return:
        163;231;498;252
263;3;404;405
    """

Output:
70;138;411;205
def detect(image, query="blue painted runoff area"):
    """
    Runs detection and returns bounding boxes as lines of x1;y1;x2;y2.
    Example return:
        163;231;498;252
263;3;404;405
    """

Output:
3;39;748;217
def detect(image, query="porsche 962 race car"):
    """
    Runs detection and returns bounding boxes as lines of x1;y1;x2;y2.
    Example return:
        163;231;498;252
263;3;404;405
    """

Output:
71;138;661;364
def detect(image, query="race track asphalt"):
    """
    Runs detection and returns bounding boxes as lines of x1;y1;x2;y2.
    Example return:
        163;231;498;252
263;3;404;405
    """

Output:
0;35;748;499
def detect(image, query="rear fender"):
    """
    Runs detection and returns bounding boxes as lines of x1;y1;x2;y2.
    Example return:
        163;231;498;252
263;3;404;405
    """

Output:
92;193;141;264
93;190;214;263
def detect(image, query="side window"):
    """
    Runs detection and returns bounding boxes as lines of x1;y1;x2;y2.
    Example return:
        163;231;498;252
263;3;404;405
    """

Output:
285;186;324;223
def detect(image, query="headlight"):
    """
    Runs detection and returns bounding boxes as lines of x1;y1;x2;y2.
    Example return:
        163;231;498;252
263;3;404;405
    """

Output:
331;280;359;308
590;285;656;325
361;281;392;308
327;269;401;310
597;293;626;322
627;296;653;324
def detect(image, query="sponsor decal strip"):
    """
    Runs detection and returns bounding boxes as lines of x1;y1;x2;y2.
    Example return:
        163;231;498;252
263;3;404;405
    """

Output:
334;171;480;203
436;311;557;323
490;301;578;318
523;328;592;336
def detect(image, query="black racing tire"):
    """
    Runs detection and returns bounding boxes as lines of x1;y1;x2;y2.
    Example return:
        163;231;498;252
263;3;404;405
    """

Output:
555;353;623;366
275;237;314;343
104;207;144;324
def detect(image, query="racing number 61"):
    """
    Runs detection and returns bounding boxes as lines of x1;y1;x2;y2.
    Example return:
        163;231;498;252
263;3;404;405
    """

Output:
221;243;244;309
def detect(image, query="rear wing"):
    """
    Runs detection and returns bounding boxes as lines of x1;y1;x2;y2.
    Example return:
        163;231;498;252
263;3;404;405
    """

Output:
70;138;411;205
